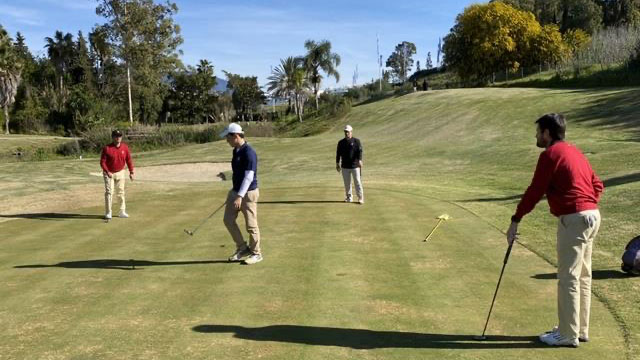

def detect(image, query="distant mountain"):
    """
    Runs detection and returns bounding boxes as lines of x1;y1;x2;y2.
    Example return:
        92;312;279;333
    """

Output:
214;78;228;93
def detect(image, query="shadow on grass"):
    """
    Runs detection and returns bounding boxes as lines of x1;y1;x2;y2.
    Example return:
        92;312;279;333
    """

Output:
14;259;230;270
458;194;522;203
566;88;640;141
532;270;631;280
0;213;104;221
192;324;545;349
603;172;640;188
259;201;347;205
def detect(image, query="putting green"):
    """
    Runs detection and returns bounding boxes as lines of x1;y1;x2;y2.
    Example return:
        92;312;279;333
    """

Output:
2;87;638;359
0;185;625;359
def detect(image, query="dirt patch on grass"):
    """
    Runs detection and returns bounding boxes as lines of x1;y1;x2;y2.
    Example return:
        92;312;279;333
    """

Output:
90;162;231;182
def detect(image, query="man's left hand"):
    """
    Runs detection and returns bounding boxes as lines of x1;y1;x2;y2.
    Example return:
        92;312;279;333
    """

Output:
130;173;135;181
233;196;243;210
359;160;363;168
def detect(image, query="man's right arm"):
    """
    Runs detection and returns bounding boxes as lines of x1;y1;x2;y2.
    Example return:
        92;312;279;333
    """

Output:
336;142;341;171
100;147;109;173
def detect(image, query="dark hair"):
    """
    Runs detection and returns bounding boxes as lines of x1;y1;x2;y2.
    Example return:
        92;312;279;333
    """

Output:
111;129;123;137
535;113;566;140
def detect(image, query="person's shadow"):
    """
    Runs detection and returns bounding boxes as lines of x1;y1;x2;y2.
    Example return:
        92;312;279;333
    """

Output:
531;270;633;280
192;324;546;349
15;259;230;270
0;213;104;221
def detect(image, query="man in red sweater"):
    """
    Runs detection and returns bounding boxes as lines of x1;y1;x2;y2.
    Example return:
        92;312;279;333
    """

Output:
507;113;603;347
100;130;135;220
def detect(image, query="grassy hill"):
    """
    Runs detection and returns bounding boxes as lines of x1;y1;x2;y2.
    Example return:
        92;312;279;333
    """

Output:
1;87;639;359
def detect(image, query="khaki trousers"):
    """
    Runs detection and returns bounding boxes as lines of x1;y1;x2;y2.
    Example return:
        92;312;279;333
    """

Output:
223;189;261;254
341;168;363;201
104;170;126;215
556;209;601;340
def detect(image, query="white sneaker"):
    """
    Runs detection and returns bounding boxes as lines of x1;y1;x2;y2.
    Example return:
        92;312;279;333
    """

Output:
539;331;579;347
119;211;129;218
104;213;112;220
228;247;251;262
244;253;263;265
344;198;352;203
358;199;364;205
545;326;588;342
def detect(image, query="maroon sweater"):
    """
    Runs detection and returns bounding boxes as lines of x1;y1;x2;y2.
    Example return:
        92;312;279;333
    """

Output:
100;143;134;174
513;141;603;222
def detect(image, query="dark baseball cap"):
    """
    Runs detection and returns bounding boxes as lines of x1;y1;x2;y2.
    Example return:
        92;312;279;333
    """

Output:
111;129;123;137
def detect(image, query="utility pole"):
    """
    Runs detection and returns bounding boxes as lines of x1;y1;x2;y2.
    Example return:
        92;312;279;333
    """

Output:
377;34;382;91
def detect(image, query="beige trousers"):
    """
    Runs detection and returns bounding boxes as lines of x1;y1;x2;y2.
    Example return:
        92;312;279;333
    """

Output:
103;170;126;215
223;189;261;254
341;168;363;201
556;209;601;340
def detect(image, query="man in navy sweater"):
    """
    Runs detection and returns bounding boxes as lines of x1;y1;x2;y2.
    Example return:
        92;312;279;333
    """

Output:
336;125;364;204
508;113;603;347
221;123;262;265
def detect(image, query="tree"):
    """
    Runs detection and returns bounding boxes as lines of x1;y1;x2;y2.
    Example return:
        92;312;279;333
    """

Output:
437;38;442;67
385;41;416;82
563;28;591;55
0;25;22;134
303;39;341;110
416;60;421;72
168;59;217;124
267;56;307;119
96;0;183;124
600;0;640;27
44;30;74;94
225;72;266;122
426;52;433;69
495;0;604;34
443;2;547;82
534;24;570;67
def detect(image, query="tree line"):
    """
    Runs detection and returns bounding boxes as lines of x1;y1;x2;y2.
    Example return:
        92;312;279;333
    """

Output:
442;0;640;83
0;0;291;135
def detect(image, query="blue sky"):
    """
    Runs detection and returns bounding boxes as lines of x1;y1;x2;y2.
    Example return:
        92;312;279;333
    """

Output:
0;0;475;88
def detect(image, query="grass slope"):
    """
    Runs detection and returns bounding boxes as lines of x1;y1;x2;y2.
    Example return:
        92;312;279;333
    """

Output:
1;87;639;359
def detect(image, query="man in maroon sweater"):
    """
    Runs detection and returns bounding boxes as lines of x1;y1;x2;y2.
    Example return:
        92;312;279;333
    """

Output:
507;113;603;347
100;130;135;220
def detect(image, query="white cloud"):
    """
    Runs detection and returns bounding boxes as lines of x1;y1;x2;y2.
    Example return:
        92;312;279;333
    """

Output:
0;4;43;26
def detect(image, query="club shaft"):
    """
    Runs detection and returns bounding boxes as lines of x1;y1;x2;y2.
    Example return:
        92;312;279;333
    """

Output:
480;242;514;337
423;219;444;242
188;202;226;235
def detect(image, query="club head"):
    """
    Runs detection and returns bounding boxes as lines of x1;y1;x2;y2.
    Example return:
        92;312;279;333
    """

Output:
184;229;194;236
473;335;487;341
437;214;451;221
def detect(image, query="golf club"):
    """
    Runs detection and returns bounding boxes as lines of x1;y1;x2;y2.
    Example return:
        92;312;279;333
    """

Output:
474;240;515;341
184;201;226;236
423;214;450;242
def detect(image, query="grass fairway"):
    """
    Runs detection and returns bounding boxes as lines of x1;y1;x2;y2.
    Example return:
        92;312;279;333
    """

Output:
1;88;639;359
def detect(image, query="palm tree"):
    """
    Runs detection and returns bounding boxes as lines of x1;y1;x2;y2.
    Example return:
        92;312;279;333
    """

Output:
303;39;341;110
267;56;310;122
45;31;74;93
0;26;22;134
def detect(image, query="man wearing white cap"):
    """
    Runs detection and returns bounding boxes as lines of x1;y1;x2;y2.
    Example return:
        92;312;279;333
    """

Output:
336;125;364;204
220;123;262;265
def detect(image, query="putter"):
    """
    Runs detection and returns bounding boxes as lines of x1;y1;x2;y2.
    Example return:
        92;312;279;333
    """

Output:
423;214;450;242
474;240;515;341
184;201;226;236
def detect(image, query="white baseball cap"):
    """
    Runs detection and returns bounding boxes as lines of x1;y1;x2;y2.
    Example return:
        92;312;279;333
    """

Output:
220;123;244;137
344;125;353;132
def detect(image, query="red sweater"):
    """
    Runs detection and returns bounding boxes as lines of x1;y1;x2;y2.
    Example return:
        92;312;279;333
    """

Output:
513;141;603;221
100;143;134;174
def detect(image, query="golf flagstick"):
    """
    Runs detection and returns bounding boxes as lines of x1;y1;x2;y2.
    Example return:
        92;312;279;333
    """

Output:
184;201;226;236
423;214;450;242
475;240;515;341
